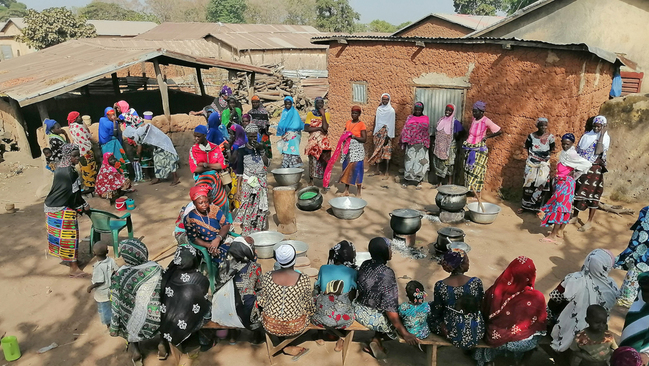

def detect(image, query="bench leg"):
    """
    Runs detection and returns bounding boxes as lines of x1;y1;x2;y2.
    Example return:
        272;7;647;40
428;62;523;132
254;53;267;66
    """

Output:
265;333;275;365
341;330;354;366
427;344;437;366
265;332;304;364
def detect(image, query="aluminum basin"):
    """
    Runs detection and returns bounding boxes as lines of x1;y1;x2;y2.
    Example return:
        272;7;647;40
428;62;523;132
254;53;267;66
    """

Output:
271;168;304;186
249;231;285;259
329;197;367;220
467;202;501;224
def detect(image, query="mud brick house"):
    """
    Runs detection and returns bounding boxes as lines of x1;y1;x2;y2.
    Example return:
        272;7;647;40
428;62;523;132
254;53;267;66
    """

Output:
393;14;503;38
311;36;625;191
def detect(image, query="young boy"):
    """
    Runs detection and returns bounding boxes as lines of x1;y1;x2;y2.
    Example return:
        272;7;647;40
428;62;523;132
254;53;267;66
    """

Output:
398;280;431;339
86;243;119;328
569;304;617;366
43;148;56;172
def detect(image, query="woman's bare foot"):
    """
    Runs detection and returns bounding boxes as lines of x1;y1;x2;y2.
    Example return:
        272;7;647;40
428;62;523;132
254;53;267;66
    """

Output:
416;183;422;190
569;217;578;225
69;270;89;278
578;222;593;232
334;338;344;352
170;179;180;187
343;191;350;197
150;178;161;185
517;208;524;214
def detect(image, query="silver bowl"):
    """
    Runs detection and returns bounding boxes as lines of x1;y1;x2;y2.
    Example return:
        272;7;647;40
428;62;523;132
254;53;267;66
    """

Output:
273;240;309;258
249;231;285;259
329;197;368;220
271;168;304;186
466;202;501;224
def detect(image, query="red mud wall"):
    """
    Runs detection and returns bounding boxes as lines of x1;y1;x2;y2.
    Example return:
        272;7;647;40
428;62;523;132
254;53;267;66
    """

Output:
398;18;471;38
325;41;613;191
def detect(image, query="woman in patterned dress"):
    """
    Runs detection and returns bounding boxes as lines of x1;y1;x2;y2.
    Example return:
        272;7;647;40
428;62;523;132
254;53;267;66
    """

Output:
614;205;649;307
304;97;331;185
368;93;395;178
95;153;133;204
44;118;69;167
520;118;555;214
400;102;430;189
276;96;304;168
67;111;97;191
432;104;464;185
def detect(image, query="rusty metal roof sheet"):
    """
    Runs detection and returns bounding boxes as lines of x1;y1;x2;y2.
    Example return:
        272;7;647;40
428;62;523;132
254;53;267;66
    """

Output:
0;38;271;107
1;18;157;36
393;13;504;36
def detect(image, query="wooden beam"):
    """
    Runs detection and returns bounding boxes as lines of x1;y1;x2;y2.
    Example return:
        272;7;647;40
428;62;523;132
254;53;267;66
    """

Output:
153;59;170;121
9;98;31;154
248;71;255;104
37;102;49;121
111;72;120;95
196;67;206;96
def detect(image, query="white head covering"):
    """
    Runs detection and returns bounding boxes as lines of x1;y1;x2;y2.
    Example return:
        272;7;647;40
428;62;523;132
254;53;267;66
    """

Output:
275;244;296;268
578;115;610;153
559;146;592;177
374;93;395;138
123;123;177;156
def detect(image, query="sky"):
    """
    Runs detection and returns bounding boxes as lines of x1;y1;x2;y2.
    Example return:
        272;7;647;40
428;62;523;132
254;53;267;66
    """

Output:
22;0;457;25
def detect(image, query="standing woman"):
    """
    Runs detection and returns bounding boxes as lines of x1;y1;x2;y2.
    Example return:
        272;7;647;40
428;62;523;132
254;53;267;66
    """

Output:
520;118;555;215
368;93;395;178
221;97;242;127
114;100;143;128
44;144;90;277
400;102;430;189
67;112;97;191
276;96;305;169
304;97;332;185
44;119;69;167
247;95;272;158
462;101;502;199
614;205;649;307
432;104;464;185
98;107;129;175
122;124;180;186
339;106;366;197
573;115;610;232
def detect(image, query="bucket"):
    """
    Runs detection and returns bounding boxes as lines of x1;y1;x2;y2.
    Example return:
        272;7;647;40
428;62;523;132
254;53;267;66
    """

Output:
115;197;127;211
219;170;232;185
143;111;153;120
125;198;136;210
1;336;21;361
82;115;92;125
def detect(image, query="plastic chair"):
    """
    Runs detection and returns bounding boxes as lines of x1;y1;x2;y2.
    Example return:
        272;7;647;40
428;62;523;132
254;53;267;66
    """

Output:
190;232;241;294
89;209;134;257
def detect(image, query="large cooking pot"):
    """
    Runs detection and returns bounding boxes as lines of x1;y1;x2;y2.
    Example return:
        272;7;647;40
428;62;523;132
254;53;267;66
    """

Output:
434;227;466;254
435;185;469;212
389;209;423;235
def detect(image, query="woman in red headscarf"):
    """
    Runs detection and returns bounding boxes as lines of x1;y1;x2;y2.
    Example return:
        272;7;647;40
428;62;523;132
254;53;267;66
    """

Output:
474;256;547;366
184;185;232;264
67;111;97;191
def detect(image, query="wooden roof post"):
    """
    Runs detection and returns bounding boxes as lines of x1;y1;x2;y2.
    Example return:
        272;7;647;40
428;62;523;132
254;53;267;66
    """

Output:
153;59;171;121
196;67;206;96
37;102;49;121
248;71;255;104
111;72;120;95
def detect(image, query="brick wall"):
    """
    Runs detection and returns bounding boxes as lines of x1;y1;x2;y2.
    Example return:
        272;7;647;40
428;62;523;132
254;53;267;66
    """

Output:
325;41;614;191
397;18;471;38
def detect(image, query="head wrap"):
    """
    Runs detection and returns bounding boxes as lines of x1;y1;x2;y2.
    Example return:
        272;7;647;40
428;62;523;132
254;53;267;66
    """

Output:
437;103;456;135
414;102;424;110
104;107;115;117
171;245;199;270
101;152;118;173
206;112;224;145
118;238;149;266
441;248;468;273
327;240;357;268
67;111;80;124
275;244;296;268
230;123;248;148
368;237;391;264
116;100;129;114
189;185;210;201
242;113;251;121
245;123;259;134
446;104;454;111
593;115;607;126
536;117;548;125
473;101;487;111
351;105;362;112
611;347;643;366
44;119;58;135
229;237;256;263
562;133;575;142
579;116;610;154
374;93;396;138
220;85;233;97
277;96;304;136
194;125;208;135
312;97;325;116
251;95;260;102
58;144;78;168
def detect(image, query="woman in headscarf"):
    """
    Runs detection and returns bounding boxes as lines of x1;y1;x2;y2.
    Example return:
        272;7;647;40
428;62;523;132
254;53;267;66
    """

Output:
620;273;649;361
325;105;366;197
212;236;263;344
122;123;180;186
354;237;418;359
184;185;233;265
98;106;129;176
44;119;69;167
227;123;248;210
462;101;502;199
206;111;227;147
615;206;649;307
368;93;395;178
247;95;272;158
233;124;269;235
277;96;305;169
428;248;485;350
44;144;90;277
611;347;645;366
304;97;332;185
474;256;547;366
400;102;430;189
110;239;163;366
95;153;133;204
221;96;242;128
573;115;611;232
158;245;211;359
520;118;555;215
114;100;143;128
540;133;591;244
548;249;619;353
258;244;315;360
432;104;464;185
67;112;97;191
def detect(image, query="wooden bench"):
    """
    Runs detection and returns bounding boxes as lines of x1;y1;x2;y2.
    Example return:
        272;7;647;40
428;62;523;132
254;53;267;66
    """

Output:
399;333;490;366
204;320;369;365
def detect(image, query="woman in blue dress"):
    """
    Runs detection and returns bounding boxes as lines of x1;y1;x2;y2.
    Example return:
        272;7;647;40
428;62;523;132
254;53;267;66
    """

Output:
615;205;649;307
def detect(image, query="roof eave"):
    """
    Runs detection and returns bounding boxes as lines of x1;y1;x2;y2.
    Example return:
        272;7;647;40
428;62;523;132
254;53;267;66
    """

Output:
392;14;475;36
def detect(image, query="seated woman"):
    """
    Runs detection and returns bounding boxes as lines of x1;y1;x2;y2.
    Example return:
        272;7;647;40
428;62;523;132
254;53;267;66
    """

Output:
110;239;163;366
428;249;485;350
184;185;232;265
475;256;547;366
95;153;133;204
212;237;263;344
98;106;129;176
612;347;645;366
615;205;649;307
354;237;418;359
257;244;315;360
122;123;180;186
620;272;649;362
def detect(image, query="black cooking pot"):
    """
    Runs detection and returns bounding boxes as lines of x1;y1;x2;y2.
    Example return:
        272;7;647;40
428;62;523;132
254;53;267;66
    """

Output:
435;184;469;212
390;209;423;235
435;227;466;254
297;186;323;211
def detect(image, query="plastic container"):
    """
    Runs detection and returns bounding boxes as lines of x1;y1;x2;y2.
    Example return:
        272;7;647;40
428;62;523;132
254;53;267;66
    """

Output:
143;111;153;120
125;198;136;210
115;197;127;211
2;336;21;361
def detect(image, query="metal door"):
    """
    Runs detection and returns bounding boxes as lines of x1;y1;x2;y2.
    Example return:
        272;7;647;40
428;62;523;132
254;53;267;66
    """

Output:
414;88;465;131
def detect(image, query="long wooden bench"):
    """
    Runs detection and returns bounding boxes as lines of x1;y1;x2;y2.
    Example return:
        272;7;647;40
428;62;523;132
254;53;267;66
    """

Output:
204;320;369;365
398;333;490;366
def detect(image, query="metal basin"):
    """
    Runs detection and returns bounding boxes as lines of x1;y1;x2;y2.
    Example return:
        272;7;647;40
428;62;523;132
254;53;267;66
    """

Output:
389;209;423;235
271;168;304;186
249;231;285;259
297;186;323;211
329;197;367;220
273;240;309;258
467;202;501;224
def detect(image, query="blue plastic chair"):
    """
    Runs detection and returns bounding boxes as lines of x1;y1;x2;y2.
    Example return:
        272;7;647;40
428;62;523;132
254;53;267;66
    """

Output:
190;232;241;293
89;209;134;257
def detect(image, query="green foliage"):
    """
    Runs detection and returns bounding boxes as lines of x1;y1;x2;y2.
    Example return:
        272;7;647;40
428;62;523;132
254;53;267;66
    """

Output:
17;8;96;50
0;0;27;22
367;19;396;33
284;0;315;25
453;0;502;15
315;0;359;33
501;0;536;14
206;0;246;23
79;1;159;22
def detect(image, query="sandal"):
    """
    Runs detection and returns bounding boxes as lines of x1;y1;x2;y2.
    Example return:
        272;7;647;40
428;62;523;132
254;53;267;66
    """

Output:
291;348;311;362
132;358;143;366
369;341;387;359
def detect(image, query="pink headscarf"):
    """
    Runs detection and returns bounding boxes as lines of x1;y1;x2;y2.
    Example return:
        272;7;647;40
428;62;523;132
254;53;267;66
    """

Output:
101;152;118;173
116;100;129;114
436;104;456;135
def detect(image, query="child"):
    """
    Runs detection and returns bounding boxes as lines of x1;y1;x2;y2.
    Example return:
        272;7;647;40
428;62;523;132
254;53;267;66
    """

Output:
569;304;617;366
87;243;119;328
398;280;431;339
43;148;56;172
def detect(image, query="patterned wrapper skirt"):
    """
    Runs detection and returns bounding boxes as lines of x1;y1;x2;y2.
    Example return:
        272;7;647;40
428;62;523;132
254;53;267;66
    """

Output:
541;176;575;226
433;143;458;179
340;159;364;185
79;152;97;189
46;208;79;262
153;148;178;179
353;301;397;339
368;126;392;165
463;142;488;192
281;154;303;169
573;162;605;211
404;143;430;183
308;155;326;179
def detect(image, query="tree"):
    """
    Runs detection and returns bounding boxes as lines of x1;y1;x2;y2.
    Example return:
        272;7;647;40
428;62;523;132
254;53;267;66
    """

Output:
206;0;246;23
501;0;536;14
315;0;359;33
17;8;96;50
367;20;396;33
79;1;159;22
0;0;27;22
284;0;315;25
146;0;209;22
453;0;502;15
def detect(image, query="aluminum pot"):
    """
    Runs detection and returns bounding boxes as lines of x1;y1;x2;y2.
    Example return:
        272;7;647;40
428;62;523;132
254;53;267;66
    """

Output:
435;184;469;212
389;209;423;235
434;227;466;254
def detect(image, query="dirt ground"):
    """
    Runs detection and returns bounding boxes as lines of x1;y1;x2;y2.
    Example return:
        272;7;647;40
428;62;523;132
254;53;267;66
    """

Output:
0;135;642;366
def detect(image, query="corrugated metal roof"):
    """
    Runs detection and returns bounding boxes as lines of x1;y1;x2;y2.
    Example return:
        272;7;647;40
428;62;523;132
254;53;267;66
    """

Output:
0;38;271;107
465;0;557;37
1;18;157;36
87;38;223;58
310;35;627;65
393;13;504;36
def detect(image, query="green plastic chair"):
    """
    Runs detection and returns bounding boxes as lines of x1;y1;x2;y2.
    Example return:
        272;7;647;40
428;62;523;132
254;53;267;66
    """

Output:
89;209;134;257
190;232;241;294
